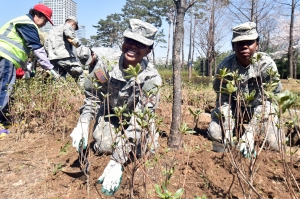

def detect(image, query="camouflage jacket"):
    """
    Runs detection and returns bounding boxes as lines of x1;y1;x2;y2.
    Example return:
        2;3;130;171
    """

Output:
44;23;80;60
213;52;282;108
78;49;162;125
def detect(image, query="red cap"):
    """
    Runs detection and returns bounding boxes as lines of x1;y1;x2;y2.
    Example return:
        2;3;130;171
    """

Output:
16;68;25;79
33;4;54;25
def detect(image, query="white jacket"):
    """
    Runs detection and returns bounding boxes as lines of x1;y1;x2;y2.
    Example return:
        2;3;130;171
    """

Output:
45;23;81;60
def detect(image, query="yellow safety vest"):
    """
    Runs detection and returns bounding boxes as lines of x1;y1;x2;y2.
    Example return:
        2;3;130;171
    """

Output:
0;15;40;68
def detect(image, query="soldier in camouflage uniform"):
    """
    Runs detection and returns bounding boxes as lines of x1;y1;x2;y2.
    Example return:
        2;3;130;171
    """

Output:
44;16;83;81
71;19;161;196
208;22;283;157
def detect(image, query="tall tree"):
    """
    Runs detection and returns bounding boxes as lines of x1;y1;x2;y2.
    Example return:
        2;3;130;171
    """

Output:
152;0;176;68
152;29;167;65
80;36;102;48
288;0;296;78
121;0;163;27
168;0;197;148
186;3;205;77
93;13;126;49
188;12;193;78
181;29;185;69
227;0;276;23
270;0;300;78
207;0;215;77
227;0;277;51
193;0;229;75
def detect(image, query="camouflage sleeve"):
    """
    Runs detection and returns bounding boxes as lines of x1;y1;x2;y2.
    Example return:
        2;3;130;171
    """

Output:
125;68;162;138
259;52;283;94
140;70;162;110
63;23;81;47
213;65;222;92
78;62;109;124
78;90;100;124
213;58;232;107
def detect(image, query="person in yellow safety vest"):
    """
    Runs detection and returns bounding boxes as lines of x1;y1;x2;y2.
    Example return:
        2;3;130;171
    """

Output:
0;4;59;132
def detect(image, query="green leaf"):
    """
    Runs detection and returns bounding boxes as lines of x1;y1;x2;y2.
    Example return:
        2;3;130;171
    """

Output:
123;63;141;79
162;181;167;192
154;184;165;198
173;188;184;198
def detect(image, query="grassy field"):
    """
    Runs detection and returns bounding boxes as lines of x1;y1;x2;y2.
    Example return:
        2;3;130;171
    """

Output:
158;68;300;94
281;79;300;93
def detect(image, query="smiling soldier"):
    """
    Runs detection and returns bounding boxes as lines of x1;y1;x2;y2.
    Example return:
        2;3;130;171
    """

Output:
70;19;162;196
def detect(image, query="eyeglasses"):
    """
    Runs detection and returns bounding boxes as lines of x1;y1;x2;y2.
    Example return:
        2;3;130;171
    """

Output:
124;37;147;49
236;40;256;46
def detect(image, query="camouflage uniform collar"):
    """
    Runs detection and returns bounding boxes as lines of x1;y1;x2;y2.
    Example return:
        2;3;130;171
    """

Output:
235;55;252;69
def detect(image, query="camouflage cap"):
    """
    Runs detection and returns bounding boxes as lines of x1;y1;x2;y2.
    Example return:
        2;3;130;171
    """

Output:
123;19;158;46
76;46;92;65
232;22;258;42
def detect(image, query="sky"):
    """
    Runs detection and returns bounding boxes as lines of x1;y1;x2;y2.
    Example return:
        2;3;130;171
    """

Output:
0;0;172;60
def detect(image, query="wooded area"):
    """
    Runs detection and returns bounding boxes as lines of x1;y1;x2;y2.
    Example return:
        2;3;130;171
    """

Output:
80;0;300;79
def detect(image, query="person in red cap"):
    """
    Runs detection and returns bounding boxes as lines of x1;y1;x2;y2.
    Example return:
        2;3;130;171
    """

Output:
0;4;59;129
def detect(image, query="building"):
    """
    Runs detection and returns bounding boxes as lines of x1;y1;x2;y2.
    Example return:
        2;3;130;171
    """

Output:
38;0;78;34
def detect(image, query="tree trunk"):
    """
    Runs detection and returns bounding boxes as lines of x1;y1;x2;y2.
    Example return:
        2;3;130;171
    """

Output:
165;21;172;68
168;1;185;148
188;12;193;79
191;15;196;64
207;0;215;78
288;0;295;78
251;0;255;22
181;30;185;69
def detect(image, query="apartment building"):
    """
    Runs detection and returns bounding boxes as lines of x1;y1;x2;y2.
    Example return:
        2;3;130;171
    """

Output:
38;0;86;39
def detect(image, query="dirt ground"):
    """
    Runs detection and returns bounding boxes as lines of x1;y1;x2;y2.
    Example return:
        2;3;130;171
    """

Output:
1;89;300;199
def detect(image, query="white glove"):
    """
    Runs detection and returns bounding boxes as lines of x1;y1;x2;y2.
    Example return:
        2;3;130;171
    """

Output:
223;129;233;146
70;122;89;152
239;132;256;158
49;69;60;79
97;160;123;196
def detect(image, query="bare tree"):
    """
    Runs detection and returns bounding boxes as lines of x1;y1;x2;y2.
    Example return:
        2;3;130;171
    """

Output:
168;0;197;148
188;14;193;78
227;0;277;51
207;0;215;77
186;5;201;78
157;0;176;68
181;29;185;69
270;0;300;78
288;0;296;78
193;0;229;75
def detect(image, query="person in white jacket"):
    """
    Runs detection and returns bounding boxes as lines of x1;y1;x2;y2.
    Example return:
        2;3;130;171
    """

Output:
45;16;83;82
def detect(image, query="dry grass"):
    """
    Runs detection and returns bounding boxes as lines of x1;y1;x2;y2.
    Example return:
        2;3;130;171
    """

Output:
281;79;300;93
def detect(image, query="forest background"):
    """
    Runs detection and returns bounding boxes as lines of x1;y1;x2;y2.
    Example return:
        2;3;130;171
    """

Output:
80;0;300;79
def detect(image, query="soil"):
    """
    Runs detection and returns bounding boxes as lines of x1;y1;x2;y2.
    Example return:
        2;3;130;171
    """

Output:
1;90;300;199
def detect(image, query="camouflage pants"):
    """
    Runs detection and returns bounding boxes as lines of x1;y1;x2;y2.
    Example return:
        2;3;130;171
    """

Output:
207;101;283;151
93;106;159;163
50;57;83;79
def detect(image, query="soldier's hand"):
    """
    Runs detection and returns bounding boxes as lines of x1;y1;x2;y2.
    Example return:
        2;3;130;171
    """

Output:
49;69;60;79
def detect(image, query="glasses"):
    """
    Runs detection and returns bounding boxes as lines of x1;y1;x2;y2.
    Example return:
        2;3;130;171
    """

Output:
124;37;147;49
236;40;256;46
